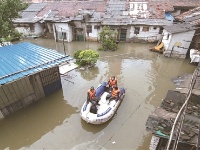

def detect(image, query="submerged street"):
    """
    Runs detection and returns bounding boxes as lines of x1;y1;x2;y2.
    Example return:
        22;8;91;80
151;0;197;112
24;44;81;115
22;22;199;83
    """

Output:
0;39;197;149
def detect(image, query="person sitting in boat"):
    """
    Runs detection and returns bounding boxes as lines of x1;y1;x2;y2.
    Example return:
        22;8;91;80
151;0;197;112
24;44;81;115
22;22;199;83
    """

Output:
108;86;120;104
87;86;99;105
107;76;117;91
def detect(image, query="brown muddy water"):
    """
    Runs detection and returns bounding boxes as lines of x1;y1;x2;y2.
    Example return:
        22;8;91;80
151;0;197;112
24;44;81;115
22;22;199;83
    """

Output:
0;38;197;149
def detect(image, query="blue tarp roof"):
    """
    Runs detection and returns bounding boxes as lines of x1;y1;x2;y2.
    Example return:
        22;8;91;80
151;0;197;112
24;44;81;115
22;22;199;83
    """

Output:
165;12;174;21
0;42;72;85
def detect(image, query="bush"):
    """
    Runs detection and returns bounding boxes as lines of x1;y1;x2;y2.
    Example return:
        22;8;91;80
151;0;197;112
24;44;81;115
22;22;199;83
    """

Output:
73;49;99;67
99;26;118;51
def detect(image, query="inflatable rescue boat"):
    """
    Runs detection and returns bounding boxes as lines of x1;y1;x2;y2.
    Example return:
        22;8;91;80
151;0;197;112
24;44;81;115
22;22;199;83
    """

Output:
80;82;125;124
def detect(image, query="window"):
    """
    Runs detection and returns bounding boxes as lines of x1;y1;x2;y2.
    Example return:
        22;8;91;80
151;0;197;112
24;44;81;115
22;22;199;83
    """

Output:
163;33;170;40
86;25;92;33
153;27;157;30
30;24;34;32
142;26;149;32
159;27;163;34
94;25;100;29
58;32;66;40
134;27;140;34
130;4;134;11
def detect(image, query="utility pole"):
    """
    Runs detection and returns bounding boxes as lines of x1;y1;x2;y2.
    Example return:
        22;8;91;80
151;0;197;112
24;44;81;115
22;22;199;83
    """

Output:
61;28;66;55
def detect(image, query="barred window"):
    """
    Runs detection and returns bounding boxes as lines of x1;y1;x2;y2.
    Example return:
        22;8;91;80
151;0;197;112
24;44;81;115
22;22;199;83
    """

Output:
86;25;92;33
134;27;140;34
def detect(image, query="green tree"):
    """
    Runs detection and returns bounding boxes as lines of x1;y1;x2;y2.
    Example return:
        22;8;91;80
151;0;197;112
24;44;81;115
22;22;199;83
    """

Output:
99;26;118;51
73;49;99;67
0;0;28;42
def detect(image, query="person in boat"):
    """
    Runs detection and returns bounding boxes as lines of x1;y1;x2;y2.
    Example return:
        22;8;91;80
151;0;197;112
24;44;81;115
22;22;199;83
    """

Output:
87;86;99;105
107;76;117;91
108;86;121;104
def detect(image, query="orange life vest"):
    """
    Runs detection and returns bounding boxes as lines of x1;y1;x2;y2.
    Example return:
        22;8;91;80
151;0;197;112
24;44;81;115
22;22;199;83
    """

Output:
112;88;120;98
88;89;96;100
109;77;117;87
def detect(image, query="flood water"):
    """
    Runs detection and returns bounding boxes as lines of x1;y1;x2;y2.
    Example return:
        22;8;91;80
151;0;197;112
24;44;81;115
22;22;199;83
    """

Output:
0;38;197;149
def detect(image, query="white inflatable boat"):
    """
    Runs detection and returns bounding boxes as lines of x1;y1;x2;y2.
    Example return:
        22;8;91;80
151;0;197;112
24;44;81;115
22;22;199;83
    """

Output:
80;82;125;124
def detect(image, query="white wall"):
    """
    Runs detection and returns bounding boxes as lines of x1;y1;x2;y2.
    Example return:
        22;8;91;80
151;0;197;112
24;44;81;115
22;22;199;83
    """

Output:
128;26;162;42
34;23;44;35
54;23;72;42
163;30;195;58
162;30;172;51
16;23;44;37
129;2;148;17
85;23;100;41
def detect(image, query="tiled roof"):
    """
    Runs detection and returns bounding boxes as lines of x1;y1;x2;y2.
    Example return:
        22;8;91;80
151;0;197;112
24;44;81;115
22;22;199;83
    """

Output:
16;0;200;22
0;42;72;85
147;0;200;19
175;7;200;25
37;1;107;19
163;23;195;33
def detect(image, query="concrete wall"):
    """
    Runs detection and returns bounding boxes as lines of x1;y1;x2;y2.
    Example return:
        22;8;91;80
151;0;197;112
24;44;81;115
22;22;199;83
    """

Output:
128;26;162;42
128;2;148;18
16;22;44;37
85;23;100;41
54;23;73;42
163;30;195;58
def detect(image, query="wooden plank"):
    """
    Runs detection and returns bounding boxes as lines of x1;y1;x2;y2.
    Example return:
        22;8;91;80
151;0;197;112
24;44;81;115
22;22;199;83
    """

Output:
29;74;44;100
20;78;30;97
35;74;45;98
0;87;7;109
17;79;27;99
24;76;34;95
12;81;23;100
6;83;18;103
2;85;13;106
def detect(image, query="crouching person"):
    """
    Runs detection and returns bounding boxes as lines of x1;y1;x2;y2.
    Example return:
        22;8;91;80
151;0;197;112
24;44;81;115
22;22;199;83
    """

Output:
108;86;120;104
87;86;100;105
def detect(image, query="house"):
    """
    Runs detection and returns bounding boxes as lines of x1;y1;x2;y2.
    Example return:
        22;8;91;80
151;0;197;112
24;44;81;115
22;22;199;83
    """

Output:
175;7;200;50
161;23;195;58
0;42;75;117
15;0;200;43
13;3;47;37
34;1;107;42
102;1;130;42
122;0;200;43
72;1;107;42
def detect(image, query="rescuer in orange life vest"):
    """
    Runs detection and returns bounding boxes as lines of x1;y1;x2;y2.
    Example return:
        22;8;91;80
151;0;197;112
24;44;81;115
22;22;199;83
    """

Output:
87;86;99;105
107;76;118;91
108;86;121;104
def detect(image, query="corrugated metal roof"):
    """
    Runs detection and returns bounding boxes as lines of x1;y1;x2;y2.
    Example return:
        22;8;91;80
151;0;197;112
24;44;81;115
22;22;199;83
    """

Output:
0;42;72;85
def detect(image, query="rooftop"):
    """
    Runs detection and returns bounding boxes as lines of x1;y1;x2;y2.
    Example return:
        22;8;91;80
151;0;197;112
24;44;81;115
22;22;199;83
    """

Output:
176;7;200;25
0;42;72;85
163;23;195;34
